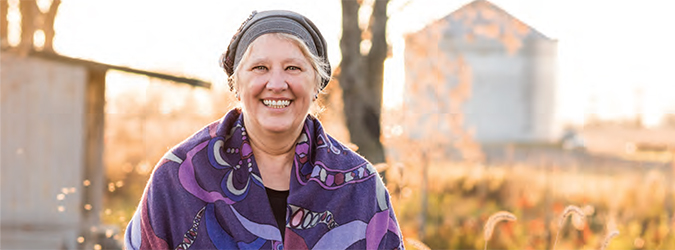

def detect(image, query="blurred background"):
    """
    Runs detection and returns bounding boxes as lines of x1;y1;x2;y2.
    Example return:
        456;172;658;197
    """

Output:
1;0;674;249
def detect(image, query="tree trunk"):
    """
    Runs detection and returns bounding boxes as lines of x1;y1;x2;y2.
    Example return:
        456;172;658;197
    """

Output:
18;0;38;54
13;0;59;53
42;0;61;52
339;0;389;166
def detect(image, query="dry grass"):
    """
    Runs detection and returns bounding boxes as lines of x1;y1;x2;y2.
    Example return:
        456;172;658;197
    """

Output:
599;230;619;250
483;211;517;250
553;205;585;250
405;237;432;250
558;205;585;229
386;159;674;250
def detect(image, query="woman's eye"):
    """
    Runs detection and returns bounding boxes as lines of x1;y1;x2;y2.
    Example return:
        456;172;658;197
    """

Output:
253;66;267;71
286;66;301;71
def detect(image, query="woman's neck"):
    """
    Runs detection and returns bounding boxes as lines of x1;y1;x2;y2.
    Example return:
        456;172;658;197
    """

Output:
247;129;298;157
245;122;301;191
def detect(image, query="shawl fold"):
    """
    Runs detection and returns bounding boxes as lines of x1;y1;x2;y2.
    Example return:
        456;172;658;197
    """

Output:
125;109;404;249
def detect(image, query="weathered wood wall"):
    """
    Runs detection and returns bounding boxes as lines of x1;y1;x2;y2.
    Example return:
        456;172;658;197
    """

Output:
1;53;88;249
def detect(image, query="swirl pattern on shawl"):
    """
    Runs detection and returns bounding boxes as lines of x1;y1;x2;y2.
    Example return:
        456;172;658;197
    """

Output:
125;109;403;249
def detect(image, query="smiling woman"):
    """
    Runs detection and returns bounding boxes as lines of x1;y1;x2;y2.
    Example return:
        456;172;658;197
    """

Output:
124;10;403;250
236;33;320;190
235;33;324;138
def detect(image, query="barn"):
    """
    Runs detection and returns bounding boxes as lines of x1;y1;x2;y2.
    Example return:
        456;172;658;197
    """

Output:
403;0;559;145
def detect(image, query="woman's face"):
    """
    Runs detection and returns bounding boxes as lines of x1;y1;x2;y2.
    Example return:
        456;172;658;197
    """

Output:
236;33;317;135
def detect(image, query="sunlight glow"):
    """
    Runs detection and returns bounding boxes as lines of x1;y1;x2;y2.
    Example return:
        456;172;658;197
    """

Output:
36;0;53;13
382;56;404;109
387;0;675;127
105;229;114;238
33;29;45;50
6;0;20;46
136;161;152;175
53;1;675;127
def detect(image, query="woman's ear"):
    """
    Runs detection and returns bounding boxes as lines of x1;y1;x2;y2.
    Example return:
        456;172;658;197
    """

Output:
227;75;236;92
314;89;321;100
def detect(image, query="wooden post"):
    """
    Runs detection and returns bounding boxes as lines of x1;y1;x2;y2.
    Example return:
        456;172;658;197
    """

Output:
1;0;8;48
81;67;106;249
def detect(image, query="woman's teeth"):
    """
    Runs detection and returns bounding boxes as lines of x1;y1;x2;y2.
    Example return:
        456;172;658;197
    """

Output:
263;100;291;108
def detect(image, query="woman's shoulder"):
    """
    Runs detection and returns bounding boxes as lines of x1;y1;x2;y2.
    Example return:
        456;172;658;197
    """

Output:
304;116;373;171
170;120;221;157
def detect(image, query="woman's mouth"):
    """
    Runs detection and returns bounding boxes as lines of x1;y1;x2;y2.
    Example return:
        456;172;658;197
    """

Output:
262;99;291;109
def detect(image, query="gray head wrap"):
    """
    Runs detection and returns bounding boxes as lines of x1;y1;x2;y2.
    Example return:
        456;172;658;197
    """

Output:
221;10;331;90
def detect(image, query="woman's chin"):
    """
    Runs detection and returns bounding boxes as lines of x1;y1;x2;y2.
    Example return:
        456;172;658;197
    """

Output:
259;119;297;134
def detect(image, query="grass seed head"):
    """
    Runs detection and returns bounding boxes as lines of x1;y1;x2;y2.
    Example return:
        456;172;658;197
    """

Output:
559;205;585;229
484;211;517;241
599;230;619;250
572;213;586;230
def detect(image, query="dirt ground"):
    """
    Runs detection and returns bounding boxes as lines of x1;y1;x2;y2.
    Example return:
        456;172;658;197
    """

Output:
581;125;675;156
478;125;675;175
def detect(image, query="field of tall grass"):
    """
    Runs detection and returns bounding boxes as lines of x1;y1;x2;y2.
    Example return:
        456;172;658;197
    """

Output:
387;159;674;250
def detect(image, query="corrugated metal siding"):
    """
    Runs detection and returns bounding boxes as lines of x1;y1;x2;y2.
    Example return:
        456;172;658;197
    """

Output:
458;40;529;142
1;53;86;249
527;38;559;142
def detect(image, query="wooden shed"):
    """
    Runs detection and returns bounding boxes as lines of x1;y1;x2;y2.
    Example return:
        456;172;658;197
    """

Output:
403;0;559;145
0;50;209;249
1;1;210;247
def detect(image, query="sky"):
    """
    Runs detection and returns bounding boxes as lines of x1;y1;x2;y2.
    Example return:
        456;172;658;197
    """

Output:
47;0;675;127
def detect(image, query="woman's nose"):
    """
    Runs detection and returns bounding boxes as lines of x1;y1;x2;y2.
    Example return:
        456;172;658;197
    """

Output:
266;70;288;92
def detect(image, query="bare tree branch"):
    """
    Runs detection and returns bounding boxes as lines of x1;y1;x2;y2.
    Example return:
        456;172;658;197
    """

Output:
42;0;61;52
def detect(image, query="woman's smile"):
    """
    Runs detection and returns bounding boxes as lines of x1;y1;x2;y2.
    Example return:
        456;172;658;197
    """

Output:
236;33;317;135
262;99;292;109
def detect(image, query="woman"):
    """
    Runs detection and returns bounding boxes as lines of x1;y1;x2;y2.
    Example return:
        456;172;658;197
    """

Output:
125;10;403;249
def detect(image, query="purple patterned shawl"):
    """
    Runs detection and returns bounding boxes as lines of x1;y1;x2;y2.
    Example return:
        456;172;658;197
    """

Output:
125;108;403;249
